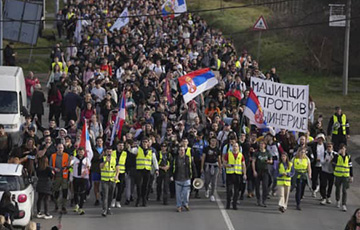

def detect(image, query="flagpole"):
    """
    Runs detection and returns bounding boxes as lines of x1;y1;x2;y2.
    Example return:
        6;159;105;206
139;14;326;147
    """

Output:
239;107;245;135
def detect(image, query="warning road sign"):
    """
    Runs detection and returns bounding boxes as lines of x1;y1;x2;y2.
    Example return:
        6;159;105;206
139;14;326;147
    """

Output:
253;16;268;31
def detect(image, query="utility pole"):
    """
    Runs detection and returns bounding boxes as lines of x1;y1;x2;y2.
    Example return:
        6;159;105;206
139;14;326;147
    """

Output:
343;0;351;96
0;0;3;66
55;0;59;28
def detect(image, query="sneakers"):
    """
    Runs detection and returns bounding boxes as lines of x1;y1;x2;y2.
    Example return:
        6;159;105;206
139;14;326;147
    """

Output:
326;198;332;204
107;208;112;215
101;210;107;217
312;191;317;198
61;207;67;214
296;205;302;211
177;207;182;212
116;201;121;208
210;195;215;202
94;200;100;206
78;209;85;215
184;205;190;211
73;204;79;212
205;190;210;198
125;200;130;205
342;205;347;212
36;212;45;219
110;199;116;208
320;199;326;205
337;201;341;208
44;213;53;219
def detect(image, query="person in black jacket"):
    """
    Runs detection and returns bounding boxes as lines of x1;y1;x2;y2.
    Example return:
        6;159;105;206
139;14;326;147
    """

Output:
171;145;197;212
327;106;350;151
35;156;54;219
0;125;12;163
4;43;16;66
0;191;19;224
30;84;46;125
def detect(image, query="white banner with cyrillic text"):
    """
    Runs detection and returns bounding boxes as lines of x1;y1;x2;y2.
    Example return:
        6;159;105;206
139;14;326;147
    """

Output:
251;78;309;132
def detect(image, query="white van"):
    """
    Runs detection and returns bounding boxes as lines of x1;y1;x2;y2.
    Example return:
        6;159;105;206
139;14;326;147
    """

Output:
0;66;27;146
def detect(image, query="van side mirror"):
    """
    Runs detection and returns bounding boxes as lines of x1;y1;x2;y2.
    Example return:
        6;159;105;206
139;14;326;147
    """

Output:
20;106;29;116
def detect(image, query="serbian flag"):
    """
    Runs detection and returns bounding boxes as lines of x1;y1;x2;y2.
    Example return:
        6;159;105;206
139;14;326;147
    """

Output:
178;68;218;104
161;0;187;18
243;89;274;135
161;0;175;19
110;91;126;145
79;119;93;161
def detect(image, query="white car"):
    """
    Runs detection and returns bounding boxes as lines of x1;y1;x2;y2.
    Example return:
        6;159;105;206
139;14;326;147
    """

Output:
0;163;35;228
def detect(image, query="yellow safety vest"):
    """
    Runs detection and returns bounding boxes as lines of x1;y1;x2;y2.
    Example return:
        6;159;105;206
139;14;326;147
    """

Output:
235;60;241;69
51;62;64;72
294;158;308;179
69;149;77;173
66;12;75;20
116;150;127;174
333;114;347;135
216;59;221;70
226;151;243;175
334;155;350;177
101;152;117;182
136;147;152;170
159;151;170;167
186;147;193;177
277;162;292;186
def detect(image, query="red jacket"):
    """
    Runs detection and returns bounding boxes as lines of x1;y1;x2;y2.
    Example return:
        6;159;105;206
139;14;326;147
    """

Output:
47;90;62;106
25;78;39;97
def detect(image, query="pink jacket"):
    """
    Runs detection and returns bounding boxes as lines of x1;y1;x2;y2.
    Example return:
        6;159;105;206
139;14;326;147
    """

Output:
25;78;39;97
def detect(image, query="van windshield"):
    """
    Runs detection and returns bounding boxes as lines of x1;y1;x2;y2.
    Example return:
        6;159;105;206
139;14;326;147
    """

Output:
0;91;18;114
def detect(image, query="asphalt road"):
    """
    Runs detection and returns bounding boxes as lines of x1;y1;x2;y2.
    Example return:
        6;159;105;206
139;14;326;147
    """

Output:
32;78;360;230
33;175;360;230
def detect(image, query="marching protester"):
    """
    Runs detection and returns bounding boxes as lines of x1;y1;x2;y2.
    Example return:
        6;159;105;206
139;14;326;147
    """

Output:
35;156;53;219
50;143;70;214
319;142;335;205
292;147;312;211
71;147;91;215
276;153;294;213
133;137;159;207
157;143;172;205
112;141;127;208
252;140;272;207
309;133;326;198
171;145;197;212
327;106;350;151
201;136;222;202
223;143;246;210
333;144;353;212
100;148;119;217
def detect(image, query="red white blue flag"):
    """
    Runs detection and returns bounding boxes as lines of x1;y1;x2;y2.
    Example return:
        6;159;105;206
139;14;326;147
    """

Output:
79;119;93;161
110;91;126;145
243;89;268;129
178;68;217;104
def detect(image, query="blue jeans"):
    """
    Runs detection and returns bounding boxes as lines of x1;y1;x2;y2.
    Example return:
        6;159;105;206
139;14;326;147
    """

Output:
175;180;191;208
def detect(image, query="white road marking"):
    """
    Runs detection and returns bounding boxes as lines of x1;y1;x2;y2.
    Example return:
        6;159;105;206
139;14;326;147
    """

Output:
215;191;235;230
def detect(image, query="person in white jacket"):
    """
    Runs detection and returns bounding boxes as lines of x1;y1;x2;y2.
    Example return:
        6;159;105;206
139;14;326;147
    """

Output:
71;147;91;215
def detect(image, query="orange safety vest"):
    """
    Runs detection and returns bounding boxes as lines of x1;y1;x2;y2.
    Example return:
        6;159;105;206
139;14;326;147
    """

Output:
51;153;70;179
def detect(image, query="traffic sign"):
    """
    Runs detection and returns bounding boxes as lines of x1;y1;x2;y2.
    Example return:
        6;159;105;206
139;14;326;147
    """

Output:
253;16;268;31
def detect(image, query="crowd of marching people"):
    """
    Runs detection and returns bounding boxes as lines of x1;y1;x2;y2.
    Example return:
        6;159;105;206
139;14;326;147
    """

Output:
0;0;355;228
